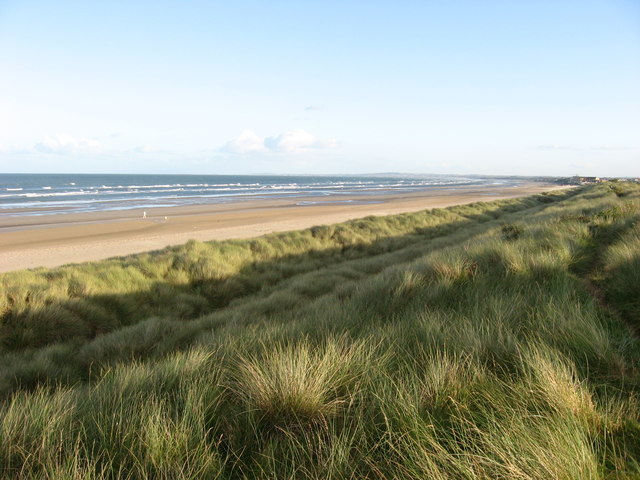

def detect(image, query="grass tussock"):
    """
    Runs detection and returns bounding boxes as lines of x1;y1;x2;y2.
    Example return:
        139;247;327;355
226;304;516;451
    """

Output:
231;337;379;430
0;182;639;478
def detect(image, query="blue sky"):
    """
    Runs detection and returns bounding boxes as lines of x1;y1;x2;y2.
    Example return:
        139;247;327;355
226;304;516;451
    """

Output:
0;0;638;176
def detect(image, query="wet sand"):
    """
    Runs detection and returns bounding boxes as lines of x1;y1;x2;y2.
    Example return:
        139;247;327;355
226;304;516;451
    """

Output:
0;183;570;272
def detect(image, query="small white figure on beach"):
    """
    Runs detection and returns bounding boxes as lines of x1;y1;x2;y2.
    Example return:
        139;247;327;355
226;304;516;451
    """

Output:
164;216;168;221
142;211;147;219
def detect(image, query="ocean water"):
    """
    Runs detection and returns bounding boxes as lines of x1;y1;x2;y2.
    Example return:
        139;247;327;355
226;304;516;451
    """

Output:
0;173;513;217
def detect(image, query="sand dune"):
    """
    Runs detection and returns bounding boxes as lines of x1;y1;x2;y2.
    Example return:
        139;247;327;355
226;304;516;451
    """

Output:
0;183;570;272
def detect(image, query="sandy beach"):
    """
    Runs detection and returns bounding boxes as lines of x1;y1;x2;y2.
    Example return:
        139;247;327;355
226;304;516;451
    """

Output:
0;183;569;273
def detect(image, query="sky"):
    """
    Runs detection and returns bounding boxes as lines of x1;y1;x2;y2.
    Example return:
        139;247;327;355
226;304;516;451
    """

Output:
0;0;638;176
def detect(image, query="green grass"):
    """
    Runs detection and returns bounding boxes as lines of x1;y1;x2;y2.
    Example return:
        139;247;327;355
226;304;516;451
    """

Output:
0;183;639;478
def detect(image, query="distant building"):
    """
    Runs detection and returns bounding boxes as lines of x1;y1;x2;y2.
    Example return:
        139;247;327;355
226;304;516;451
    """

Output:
569;176;601;185
582;177;601;184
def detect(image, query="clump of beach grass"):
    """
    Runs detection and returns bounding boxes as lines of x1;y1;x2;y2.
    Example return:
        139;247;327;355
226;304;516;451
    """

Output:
230;337;380;430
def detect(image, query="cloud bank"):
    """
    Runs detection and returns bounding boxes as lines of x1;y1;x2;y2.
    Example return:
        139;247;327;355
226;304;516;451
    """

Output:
35;133;102;154
222;129;337;154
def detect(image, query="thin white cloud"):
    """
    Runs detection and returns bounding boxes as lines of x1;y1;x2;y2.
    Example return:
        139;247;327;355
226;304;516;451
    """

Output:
589;145;635;151
35;133;102;154
312;137;339;149
536;144;636;152
132;145;160;153
304;105;324;111
223;129;337;155
536;145;572;151
265;129;321;152
222;129;267;154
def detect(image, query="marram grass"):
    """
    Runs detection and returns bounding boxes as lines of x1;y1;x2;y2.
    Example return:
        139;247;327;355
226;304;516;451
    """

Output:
0;183;639;478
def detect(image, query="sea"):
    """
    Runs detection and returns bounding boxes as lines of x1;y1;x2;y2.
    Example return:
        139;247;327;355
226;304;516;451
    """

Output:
0;173;529;217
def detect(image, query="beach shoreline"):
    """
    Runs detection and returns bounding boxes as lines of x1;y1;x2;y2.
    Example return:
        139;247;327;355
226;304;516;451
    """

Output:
0;182;570;273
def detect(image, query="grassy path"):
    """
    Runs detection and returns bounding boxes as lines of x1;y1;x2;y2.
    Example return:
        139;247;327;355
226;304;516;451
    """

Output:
568;186;640;337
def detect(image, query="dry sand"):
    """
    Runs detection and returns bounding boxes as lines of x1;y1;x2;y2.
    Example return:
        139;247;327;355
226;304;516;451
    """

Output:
0;183;571;273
